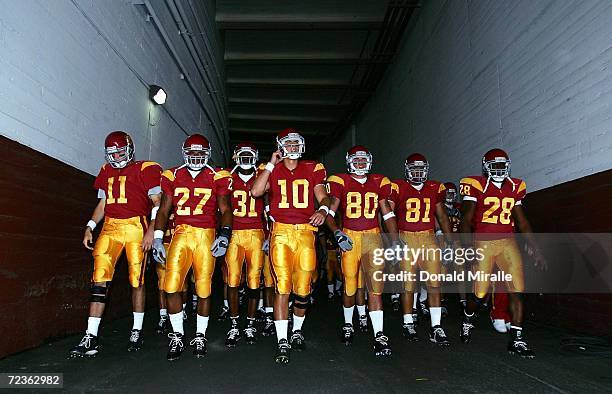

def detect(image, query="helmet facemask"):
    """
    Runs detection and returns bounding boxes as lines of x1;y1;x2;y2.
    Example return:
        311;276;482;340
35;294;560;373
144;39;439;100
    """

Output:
105;144;134;169
234;147;258;170
347;151;372;176
183;145;210;171
445;189;457;204
483;159;511;182
277;134;305;159
405;161;429;184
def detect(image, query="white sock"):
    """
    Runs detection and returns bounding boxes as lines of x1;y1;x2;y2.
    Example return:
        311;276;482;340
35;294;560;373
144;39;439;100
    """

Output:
275;320;288;341
169;312;184;334
403;313;414;325
292;314;305;331
258;298;264;309
132;312;144;330
87;317;101;336
327;284;334;293
419;287;428;302
343;306;355;324
160;308;168;317
369;310;383;335
413;292;418;308
196;314;209;335
430;307;442;327
356;304;366;317
265;307;273;314
223;299;229;308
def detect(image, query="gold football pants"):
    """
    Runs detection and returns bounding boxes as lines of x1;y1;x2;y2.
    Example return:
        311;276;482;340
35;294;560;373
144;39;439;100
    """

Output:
263;254;274;287
224;229;265;289
400;230;441;291
156;242;188;292
163;224;216;298
341;228;384;296
270;223;317;297
473;238;524;298
92;216;147;288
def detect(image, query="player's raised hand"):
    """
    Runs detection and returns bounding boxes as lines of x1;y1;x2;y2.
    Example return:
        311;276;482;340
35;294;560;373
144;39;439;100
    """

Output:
270;150;282;165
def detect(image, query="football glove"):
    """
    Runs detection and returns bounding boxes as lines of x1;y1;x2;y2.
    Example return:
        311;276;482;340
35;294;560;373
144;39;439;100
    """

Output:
211;226;232;257
334;230;353;252
152;238;167;264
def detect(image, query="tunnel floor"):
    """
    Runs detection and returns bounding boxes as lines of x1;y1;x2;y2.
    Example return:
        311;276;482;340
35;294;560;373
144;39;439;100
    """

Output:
1;294;610;393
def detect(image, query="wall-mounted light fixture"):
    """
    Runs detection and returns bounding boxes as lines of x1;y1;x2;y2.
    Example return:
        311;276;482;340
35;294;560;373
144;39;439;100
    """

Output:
149;85;167;105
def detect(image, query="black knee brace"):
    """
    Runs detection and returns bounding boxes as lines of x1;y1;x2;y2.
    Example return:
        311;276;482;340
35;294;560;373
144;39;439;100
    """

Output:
247;287;260;300
292;294;310;309
90;284;109;303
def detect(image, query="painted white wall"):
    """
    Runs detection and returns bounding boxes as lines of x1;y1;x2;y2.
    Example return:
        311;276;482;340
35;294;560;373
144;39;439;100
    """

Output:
0;0;227;175
333;0;612;191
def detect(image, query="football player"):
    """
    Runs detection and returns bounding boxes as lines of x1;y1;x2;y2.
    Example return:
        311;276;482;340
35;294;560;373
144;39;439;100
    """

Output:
459;148;546;358
70;131;162;357
152;134;233;361
251;128;332;364
326;145;399;357
390;153;453;346
261;204;276;337
223;143;266;347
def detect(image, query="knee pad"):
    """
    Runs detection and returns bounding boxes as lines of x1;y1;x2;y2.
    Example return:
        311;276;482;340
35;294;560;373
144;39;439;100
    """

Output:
90;284;110;303
247;287;260;300
292;294;310;309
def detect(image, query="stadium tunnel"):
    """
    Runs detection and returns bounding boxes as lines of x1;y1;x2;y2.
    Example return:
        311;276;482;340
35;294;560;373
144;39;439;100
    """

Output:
0;0;611;391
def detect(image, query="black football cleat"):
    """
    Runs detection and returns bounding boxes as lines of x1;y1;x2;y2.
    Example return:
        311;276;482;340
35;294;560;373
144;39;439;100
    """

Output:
255;307;266;323
508;339;535;359
127;329;143;352
244;325;257;345
69;332;99;358
412;310;419;326
190;333;207;358
358;314;368;333
262;314;276;337
508;329;535;359
402;323;419;342
156;315;170;334
341;323;354;346
373;332;392;357
460;321;474;344
430;325;450;346
290;330;305;351
275;339;291;364
225;326;241;348
166;332;185;361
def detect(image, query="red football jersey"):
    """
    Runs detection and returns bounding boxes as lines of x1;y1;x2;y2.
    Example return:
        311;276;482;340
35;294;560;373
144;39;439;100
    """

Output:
161;166;232;229
93;161;162;219
327;173;393;231
390;180;446;232
459;175;526;234
267;160;327;225
231;171;264;230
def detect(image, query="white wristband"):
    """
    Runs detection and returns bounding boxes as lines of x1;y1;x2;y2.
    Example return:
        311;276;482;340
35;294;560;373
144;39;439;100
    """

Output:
265;162;275;173
154;230;165;239
318;205;330;215
151;206;159;220
86;220;97;231
382;211;395;221
328;210;336;218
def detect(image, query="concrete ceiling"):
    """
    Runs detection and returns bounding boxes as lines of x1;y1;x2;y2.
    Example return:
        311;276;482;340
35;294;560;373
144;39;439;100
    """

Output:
217;0;418;158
